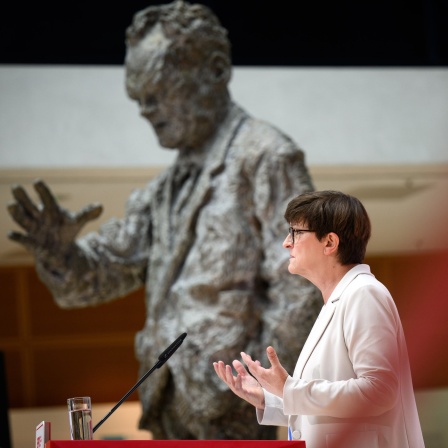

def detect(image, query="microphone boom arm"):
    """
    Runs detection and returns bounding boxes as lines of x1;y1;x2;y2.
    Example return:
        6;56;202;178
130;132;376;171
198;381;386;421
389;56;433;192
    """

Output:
92;332;187;434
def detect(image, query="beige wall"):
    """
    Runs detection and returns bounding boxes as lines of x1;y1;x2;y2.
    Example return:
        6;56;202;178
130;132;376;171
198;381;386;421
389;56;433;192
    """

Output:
1;66;447;169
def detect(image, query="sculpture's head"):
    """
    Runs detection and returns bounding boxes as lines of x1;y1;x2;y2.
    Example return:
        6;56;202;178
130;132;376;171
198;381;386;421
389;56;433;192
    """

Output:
125;0;232;151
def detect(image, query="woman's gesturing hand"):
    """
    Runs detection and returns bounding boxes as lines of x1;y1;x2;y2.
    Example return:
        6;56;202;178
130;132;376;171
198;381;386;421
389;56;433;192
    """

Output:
213;359;265;410
241;346;289;398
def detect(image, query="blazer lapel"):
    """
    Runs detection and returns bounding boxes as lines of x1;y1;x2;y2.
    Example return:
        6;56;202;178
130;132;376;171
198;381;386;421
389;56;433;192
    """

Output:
294;301;336;378
294;264;374;378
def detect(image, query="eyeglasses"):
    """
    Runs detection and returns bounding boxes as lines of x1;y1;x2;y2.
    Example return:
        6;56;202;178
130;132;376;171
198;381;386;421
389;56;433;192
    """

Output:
288;227;314;244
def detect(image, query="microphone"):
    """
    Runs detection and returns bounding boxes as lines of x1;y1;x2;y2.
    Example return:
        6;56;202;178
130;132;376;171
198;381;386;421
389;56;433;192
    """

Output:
92;332;187;433
155;331;187;368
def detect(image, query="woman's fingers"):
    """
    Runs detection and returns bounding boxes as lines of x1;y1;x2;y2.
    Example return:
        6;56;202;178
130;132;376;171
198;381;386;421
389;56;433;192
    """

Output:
266;346;280;366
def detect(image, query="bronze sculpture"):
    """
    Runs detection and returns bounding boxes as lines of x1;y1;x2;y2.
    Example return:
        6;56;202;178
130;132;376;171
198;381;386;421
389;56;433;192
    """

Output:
7;1;322;439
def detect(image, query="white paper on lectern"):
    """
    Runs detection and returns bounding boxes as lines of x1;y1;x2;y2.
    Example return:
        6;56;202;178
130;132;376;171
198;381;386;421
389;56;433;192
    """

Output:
36;421;51;448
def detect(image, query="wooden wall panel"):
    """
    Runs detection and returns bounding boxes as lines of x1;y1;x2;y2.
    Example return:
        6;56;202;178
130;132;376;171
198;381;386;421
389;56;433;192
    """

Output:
33;345;140;406
0;266;145;408
365;251;448;389
0;269;21;338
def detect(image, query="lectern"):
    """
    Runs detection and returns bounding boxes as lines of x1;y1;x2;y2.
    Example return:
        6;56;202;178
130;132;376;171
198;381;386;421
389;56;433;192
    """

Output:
46;441;305;448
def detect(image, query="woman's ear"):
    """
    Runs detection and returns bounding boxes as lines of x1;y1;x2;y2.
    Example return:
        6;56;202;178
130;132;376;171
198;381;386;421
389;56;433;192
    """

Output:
323;232;339;255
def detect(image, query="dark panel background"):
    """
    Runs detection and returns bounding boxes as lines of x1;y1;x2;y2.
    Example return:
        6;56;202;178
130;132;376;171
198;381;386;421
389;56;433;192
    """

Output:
1;0;447;66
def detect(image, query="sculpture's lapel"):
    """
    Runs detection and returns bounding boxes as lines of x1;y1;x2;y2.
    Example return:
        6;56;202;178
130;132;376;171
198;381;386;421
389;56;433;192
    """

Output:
150;105;247;301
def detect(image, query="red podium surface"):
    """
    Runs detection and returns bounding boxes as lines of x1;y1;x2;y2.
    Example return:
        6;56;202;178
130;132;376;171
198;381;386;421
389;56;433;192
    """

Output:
46;441;305;448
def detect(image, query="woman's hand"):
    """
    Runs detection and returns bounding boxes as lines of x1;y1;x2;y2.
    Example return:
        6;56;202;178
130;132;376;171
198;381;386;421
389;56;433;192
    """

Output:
213;359;265;409
241;346;289;398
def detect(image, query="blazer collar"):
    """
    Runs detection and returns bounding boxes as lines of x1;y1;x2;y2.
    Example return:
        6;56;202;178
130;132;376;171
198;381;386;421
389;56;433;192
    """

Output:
295;264;373;377
327;263;373;305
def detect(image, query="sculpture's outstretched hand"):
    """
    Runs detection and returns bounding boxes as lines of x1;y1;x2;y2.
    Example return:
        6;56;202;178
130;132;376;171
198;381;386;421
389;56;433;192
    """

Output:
7;179;103;257
213;359;265;410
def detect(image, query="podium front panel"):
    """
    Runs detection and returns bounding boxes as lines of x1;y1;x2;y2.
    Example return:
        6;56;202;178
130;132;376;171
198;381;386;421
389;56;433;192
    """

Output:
46;440;305;448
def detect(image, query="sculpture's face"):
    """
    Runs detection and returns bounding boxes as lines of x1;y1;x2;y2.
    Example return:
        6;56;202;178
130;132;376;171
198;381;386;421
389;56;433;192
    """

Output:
125;25;220;151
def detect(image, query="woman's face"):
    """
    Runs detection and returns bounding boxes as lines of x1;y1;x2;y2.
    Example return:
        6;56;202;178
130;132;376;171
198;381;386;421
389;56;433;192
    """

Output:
283;222;324;278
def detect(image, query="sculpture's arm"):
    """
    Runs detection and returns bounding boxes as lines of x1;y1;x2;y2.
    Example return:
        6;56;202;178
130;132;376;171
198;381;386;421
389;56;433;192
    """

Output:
7;179;149;308
8;179;103;257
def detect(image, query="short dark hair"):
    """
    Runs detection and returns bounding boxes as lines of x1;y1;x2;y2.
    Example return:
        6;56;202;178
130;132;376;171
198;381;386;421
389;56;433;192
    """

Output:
284;190;371;265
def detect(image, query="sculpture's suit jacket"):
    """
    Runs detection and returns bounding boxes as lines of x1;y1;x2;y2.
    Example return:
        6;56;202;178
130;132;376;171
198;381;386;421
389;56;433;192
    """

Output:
36;103;322;438
258;264;425;448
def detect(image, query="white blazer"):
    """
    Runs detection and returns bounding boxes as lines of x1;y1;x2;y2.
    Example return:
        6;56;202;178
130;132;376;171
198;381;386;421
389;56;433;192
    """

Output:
258;264;425;448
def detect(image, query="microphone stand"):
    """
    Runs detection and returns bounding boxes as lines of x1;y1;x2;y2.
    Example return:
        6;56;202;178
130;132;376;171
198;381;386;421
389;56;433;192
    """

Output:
92;332;187;433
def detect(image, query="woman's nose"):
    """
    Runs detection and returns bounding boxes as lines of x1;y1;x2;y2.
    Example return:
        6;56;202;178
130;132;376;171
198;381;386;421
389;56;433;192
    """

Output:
282;234;292;248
